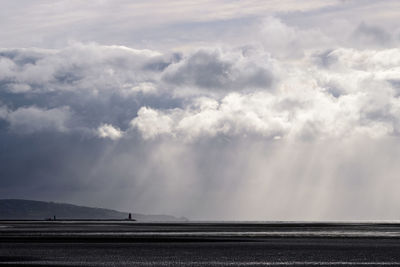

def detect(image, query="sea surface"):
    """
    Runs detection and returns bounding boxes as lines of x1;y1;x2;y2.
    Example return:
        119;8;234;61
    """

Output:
1;221;400;266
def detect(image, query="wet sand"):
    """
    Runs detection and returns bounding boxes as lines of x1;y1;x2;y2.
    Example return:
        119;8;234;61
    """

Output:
1;221;400;266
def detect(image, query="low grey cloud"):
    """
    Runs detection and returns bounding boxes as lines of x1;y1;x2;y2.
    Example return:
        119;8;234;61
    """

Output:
163;49;274;91
5;106;71;134
352;22;392;47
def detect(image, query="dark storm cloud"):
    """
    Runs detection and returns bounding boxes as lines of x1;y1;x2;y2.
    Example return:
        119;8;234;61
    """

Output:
163;49;274;91
0;131;111;199
164;50;233;89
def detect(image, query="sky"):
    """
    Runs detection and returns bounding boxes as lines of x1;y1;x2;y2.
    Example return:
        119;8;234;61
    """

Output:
1;0;400;220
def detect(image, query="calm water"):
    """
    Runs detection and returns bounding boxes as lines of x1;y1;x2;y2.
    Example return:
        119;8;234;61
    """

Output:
2;221;400;266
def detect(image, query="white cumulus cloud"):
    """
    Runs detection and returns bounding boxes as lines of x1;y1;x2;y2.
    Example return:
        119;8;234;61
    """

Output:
97;124;123;140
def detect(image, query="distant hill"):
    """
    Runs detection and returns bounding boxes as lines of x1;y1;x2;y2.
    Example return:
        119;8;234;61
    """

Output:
0;199;188;221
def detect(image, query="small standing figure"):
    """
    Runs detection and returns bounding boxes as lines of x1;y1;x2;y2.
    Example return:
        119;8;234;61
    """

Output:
128;213;132;220
53;215;56;221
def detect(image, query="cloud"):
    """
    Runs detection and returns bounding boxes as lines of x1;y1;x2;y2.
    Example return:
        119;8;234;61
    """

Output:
352;22;392;47
0;44;163;95
4;106;71;134
163;49;274;91
0;44;176;136
2;6;400;220
132;46;400;142
131;94;288;141
0;0;342;49
130;107;174;139
97;124;123;140
258;17;333;59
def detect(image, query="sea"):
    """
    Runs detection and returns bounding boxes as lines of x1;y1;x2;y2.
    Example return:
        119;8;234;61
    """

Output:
1;221;400;266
